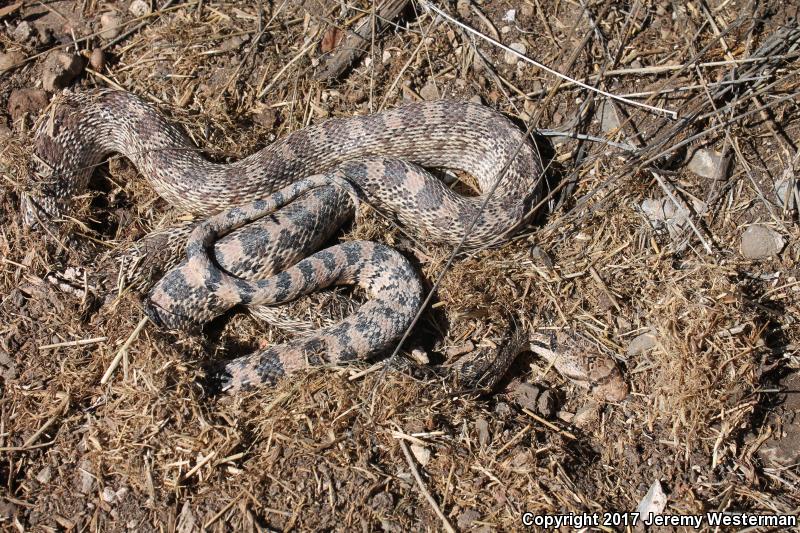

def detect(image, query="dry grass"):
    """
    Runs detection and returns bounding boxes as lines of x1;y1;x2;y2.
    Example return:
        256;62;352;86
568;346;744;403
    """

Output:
1;0;799;531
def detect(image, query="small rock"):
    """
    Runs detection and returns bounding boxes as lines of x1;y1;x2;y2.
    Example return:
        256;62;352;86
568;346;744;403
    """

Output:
457;509;481;529
219;35;247;52
476;417;490;446
12;21;34;43
599;100;620;133
370;492;394;513
508;382;555;418
740;224;784;259
128;0;151;17
627;332;657;356
530;245;554;268
502;9;517;22
494;401;512;418
0;124;11;140
100;12;123;40
687;148;731;181
572;401;600;429
89;48;105;71
253;106;278;129
102;486;117;503
469;94;483;105
0;500;17;521
176;500;195;533
36;466;52;484
42;51;84;91
0;50;25;72
419;81;439;101
410;348;429;365
774;178;798;210
456;0;471;19
76;459;95;494
7;88;49;125
410;444;431;466
504;42;526;65
636;480;668;525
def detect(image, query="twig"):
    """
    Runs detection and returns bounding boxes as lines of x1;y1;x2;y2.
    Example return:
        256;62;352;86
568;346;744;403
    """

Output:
100;316;148;385
181;451;216;482
398;439;455;533
39;336;108;350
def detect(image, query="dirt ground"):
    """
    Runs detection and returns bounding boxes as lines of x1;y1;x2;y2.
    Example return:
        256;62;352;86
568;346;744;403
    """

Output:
1;0;799;531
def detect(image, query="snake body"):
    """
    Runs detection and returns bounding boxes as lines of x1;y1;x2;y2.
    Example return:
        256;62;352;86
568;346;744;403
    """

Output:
26;89;545;391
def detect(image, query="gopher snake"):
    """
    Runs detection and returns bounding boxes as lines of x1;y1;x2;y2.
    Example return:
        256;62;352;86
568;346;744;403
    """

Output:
24;89;626;399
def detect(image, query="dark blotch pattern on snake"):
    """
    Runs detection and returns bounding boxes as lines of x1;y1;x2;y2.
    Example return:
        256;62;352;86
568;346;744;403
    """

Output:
25;89;545;391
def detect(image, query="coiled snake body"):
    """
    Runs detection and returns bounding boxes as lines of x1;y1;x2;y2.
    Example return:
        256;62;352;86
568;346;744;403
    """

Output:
26;89;545;391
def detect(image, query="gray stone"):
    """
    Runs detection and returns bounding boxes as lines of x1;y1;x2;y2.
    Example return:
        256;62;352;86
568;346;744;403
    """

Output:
0;51;25;72
457;509;481;529
476;417;490;446
687;148;731;181
100;12;123;40
740;224;784;259
627;331;657;356
504;42;526;65
599;100;620;133
419;81;439;101
12;21;34;43
774;178;798;210
128;0;151;17
42;52;84;91
35;466;51;484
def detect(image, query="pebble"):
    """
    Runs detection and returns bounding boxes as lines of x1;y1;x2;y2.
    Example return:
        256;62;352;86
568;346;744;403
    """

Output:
219;35;247;53
740;224;784;259
530;245;554;268
410;444;430;466
627;331;657;356
419;81;439;101
572;401;600;429
503;9;517;22
7;88;49;124
36;466;52;484
100;12;123;40
76;459;95;494
42;51;85;91
599;100;620;133
89;48;105;71
128;0;151;17
476;417;490;446
504;42;526;65
508;382;555;418
456;0;471;18
687;148;731;181
469;94;482;105
0;50;25;72
774;178;798;210
12;21;34;43
457;510;481;529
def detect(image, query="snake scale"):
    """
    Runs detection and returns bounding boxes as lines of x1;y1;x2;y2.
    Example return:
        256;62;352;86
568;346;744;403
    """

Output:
24;89;552;392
